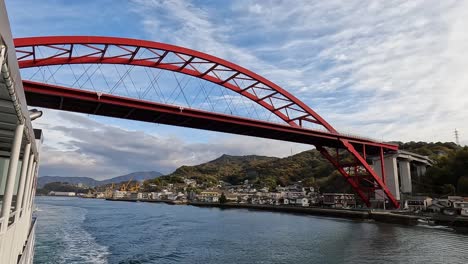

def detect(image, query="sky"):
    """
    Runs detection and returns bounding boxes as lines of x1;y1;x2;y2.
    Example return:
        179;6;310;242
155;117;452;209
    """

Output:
5;0;468;179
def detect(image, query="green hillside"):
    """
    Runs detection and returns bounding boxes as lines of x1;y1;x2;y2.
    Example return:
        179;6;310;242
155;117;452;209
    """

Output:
152;141;467;196
393;141;459;159
158;151;350;192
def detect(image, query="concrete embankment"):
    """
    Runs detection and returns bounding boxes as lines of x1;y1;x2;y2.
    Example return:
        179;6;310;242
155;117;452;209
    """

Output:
189;202;424;225
106;198;185;205
190;202;369;219
105;198;138;202
145;199;185;205
105;199;467;228
432;214;468;232
369;211;420;225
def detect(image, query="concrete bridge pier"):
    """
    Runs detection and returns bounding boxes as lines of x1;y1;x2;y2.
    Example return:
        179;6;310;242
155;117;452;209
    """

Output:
398;160;412;194
372;156;400;201
370;150;433;207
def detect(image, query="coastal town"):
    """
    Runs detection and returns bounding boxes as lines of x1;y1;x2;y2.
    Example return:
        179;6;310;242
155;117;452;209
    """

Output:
46;176;468;220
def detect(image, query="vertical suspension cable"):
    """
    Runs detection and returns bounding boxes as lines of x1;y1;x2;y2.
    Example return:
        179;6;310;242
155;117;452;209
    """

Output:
172;72;191;108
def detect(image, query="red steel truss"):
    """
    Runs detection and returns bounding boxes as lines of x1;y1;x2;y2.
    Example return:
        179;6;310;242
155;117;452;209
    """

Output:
14;36;400;208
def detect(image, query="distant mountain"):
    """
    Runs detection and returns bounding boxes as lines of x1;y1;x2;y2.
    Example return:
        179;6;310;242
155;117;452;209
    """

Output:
37;176;99;188
99;171;163;185
38;171;163;188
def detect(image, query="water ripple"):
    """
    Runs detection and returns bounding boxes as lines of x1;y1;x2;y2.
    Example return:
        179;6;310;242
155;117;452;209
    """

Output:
34;197;468;264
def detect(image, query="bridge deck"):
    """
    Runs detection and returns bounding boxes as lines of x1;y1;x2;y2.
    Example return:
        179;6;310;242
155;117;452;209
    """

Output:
23;80;397;154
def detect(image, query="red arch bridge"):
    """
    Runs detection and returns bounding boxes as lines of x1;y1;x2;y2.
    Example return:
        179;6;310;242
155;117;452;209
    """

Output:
14;36;399;208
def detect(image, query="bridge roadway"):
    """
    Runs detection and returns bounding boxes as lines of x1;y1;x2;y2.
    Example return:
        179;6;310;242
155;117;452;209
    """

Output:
23;80;397;154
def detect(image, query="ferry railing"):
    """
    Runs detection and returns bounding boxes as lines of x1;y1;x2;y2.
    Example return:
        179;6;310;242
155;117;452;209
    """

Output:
18;217;37;264
8;210;17;226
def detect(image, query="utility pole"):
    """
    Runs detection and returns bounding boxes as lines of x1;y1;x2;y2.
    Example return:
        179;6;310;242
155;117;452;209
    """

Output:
455;129;460;146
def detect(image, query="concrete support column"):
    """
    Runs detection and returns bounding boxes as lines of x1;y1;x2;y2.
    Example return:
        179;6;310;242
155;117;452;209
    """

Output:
416;165;426;178
399;160;412;194
384;156;400;201
373;156;400;201
0;123;24;232
14;143;31;221
20;154;34;213
372;160;385;201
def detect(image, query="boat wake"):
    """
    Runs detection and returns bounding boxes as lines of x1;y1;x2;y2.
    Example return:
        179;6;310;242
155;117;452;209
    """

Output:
34;203;110;264
416;223;454;231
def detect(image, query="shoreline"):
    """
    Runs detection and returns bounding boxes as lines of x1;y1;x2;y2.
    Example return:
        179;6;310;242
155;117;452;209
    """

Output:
99;198;468;231
188;202;421;225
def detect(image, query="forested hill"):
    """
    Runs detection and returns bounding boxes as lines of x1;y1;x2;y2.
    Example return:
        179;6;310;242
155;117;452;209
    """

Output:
391;141;467;196
158;142;467;195
161;151;349;192
392;141;459;159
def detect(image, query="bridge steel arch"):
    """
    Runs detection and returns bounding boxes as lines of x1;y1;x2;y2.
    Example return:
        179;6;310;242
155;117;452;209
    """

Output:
14;36;400;208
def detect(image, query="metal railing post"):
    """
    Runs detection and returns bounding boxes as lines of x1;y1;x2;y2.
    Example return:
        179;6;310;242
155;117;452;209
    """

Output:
21;153;34;214
26;161;37;210
0;123;24;232
14;143;31;221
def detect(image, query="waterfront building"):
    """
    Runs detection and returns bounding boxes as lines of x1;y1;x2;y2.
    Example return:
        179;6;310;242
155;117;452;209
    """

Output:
48;191;76;197
323;193;356;208
403;196;432;211
277;184;303;192
224;194;238;203
427;203;445;213
167;192;185;201
433;198;451;208
284;191;306;199
453;201;468;216
198;191;220;203
112;190;128;199
296;198;309;207
128;192;138;199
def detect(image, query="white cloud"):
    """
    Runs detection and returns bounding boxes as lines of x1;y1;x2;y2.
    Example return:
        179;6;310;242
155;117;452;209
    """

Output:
35;110;309;178
9;0;468;178
130;0;468;143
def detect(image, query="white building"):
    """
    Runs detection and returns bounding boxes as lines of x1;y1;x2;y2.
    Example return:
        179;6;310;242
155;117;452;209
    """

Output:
404;196;432;211
183;178;197;187
112;190;128;199
284;191;306;199
296;197;309;207
453;201;468;216
198;191;220;203
323;193;356;208
48;191;76;197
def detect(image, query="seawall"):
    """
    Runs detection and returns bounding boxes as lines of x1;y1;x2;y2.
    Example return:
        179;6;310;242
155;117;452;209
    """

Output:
189;202;422;225
190;202;370;219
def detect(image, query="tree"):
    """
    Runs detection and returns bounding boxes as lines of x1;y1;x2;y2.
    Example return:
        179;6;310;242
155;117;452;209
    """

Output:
441;184;456;196
219;192;227;204
457;176;468;195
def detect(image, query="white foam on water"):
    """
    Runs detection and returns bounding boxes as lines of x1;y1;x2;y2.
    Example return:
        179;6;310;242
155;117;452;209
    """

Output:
416;223;454;231
35;202;110;264
60;206;110;264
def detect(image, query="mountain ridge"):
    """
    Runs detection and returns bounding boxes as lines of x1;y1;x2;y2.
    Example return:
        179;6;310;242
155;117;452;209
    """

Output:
152;141;463;194
38;171;163;188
